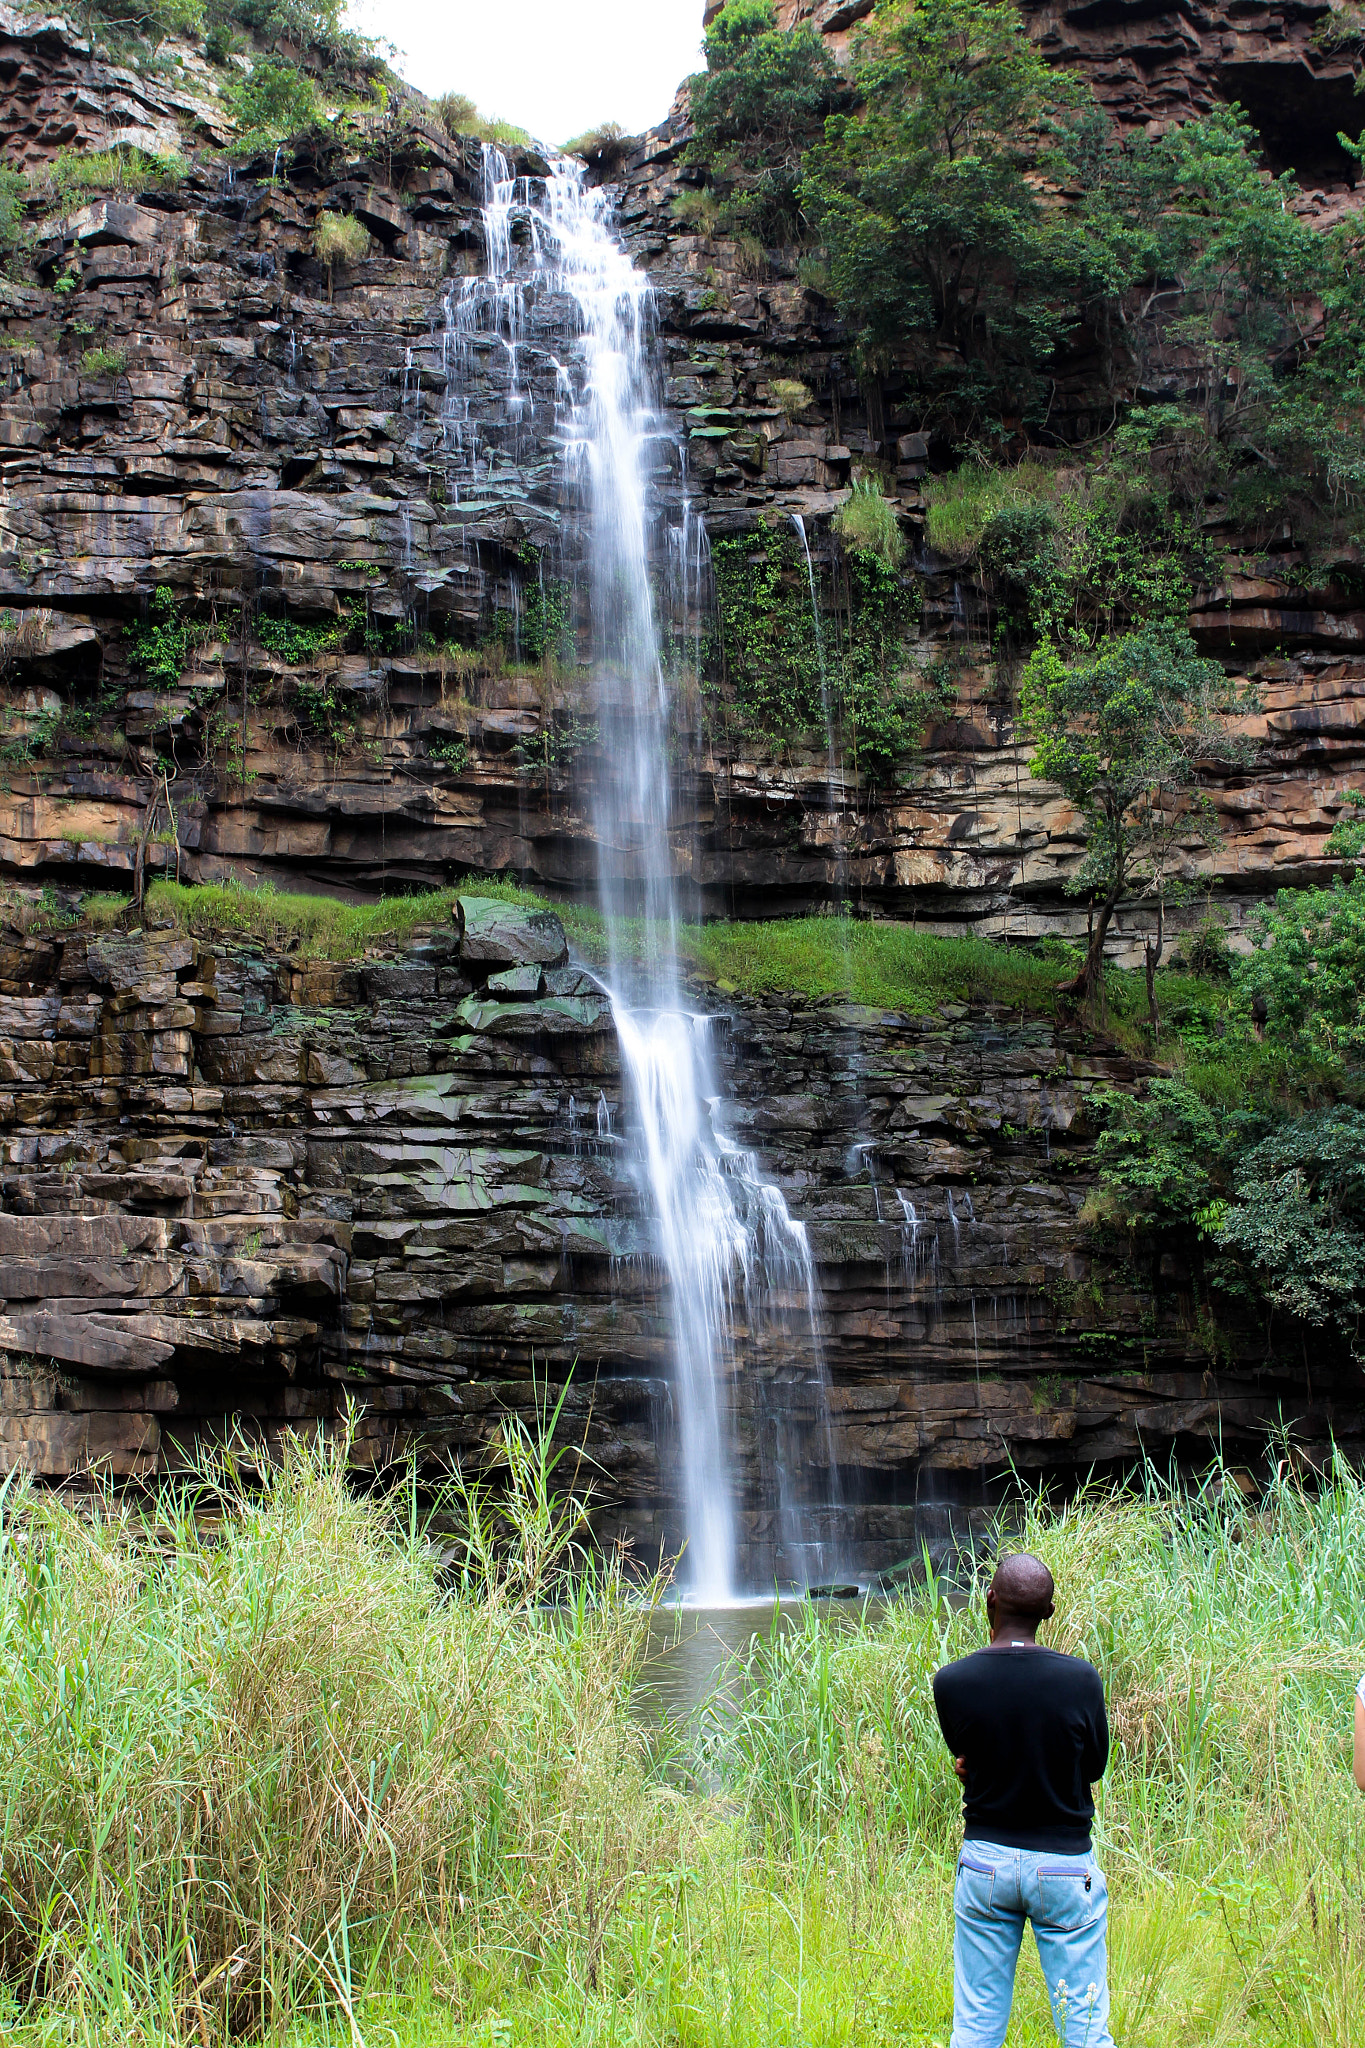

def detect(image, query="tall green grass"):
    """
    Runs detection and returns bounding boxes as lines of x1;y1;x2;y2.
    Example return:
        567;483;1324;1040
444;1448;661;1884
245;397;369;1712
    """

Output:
0;1453;1360;2043
709;1466;1365;1870
680;916;1064;1014
0;1429;669;2040
923;458;1061;565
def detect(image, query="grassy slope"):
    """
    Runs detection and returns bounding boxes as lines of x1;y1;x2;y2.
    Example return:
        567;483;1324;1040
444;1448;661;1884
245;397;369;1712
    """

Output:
52;878;1286;1103
0;1450;1359;2047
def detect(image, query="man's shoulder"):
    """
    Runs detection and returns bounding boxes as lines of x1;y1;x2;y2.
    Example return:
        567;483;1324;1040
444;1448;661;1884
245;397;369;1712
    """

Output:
933;1646;1104;1691
1036;1647;1106;1696
933;1648;992;1695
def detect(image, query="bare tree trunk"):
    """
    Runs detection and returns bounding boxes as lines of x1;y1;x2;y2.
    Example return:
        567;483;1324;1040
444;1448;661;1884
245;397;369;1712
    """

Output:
131;786;158;916
1144;896;1166;1041
1063;889;1120;1017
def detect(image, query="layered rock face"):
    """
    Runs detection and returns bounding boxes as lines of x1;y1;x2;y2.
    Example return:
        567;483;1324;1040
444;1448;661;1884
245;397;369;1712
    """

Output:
0;3;232;166
0;12;1360;961
0;896;1354;1572
755;0;1362;186
0;11;1362;1530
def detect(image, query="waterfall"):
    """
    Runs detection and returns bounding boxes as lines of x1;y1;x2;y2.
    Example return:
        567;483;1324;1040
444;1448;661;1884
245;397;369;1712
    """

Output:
790;513;837;813
791;511;848;917
446;146;839;1600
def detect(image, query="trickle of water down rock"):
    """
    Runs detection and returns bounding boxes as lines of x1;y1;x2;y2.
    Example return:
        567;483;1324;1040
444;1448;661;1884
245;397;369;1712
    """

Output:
449;147;841;1600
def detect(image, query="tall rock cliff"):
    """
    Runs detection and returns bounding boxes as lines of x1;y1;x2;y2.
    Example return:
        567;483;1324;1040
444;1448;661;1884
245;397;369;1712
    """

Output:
0;5;1359;961
0;6;1361;1550
0;893;1353;1575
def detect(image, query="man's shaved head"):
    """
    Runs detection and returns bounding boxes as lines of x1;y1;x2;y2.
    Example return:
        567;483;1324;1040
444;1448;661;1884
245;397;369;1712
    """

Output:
989;1552;1055;1622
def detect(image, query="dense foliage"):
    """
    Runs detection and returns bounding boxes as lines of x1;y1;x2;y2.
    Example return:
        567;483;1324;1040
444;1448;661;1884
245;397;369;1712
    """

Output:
689;0;1365;498
1020;625;1244;1004
1236;874;1365;1065
1094;871;1365;1365
224;57;323;143
802;0;1095;410
78;0;376;68
687;0;845;243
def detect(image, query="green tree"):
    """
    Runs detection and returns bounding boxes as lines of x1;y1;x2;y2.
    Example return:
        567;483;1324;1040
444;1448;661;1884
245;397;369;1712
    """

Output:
227;58;322;144
1235;874;1365;1067
1092;1079;1228;1232
1072;105;1326;522
1207;1109;1365;1354
688;0;845;244
1020;624;1241;1015
802;0;1094;419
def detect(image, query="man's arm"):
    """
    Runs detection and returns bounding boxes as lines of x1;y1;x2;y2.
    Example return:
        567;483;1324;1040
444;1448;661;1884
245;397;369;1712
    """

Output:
1354;1688;1365;1793
932;1668;968;1782
1085;1673;1110;1784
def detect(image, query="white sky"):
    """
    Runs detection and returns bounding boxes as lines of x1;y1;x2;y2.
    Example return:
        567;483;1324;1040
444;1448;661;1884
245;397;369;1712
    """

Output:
347;0;708;147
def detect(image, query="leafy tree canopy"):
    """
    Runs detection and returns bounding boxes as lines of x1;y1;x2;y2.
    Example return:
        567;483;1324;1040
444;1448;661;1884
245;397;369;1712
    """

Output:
1206;1108;1365;1346
1097;1086;1365;1356
801;0;1097;413
1235;874;1365;1068
687;0;846;242
1020;623;1242;1004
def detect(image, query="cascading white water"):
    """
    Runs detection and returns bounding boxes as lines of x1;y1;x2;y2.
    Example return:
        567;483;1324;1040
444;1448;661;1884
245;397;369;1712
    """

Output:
790;512;837;810
445;146;838;1600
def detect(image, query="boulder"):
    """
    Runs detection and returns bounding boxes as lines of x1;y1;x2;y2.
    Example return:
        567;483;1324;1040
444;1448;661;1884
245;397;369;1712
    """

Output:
485;964;545;997
456;897;569;970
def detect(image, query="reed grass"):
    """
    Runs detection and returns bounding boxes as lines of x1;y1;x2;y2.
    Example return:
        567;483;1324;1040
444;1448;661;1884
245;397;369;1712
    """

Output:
0;1447;1358;2044
0;1423;671;2042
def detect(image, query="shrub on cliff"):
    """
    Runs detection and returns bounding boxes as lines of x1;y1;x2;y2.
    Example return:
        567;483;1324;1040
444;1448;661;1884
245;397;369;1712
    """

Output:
0;167;26;269
206;0;376;71
1020;624;1248;1016
225;57;323;146
1236;873;1365;1069
834;474;905;569
125;587;208;688
313;208;369;269
687;0;845;244
313;211;369;303
433;91;531;147
83;0;206;43
563;121;625;162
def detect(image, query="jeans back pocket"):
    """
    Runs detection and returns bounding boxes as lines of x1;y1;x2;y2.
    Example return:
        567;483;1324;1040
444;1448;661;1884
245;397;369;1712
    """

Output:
956;1854;997;1912
1036;1864;1105;1933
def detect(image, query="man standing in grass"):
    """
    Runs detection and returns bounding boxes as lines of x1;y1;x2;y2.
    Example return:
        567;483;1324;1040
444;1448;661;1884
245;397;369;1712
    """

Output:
933;1553;1115;2048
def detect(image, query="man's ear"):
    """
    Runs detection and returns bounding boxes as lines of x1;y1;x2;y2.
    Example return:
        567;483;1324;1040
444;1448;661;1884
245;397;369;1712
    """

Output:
1042;1600;1056;1622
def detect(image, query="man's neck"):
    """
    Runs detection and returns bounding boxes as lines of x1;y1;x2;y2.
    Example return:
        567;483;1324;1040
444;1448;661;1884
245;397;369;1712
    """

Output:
988;1623;1042;1649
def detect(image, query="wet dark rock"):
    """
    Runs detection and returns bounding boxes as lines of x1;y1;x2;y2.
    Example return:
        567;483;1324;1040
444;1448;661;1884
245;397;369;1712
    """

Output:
457;898;570;970
0;922;1353;1577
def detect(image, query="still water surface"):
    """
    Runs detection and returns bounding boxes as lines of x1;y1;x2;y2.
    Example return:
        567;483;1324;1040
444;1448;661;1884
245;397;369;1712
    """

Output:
635;1597;890;1723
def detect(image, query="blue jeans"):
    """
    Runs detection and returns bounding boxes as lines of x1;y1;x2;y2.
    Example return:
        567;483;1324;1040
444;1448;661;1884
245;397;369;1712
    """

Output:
951;1840;1116;2048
